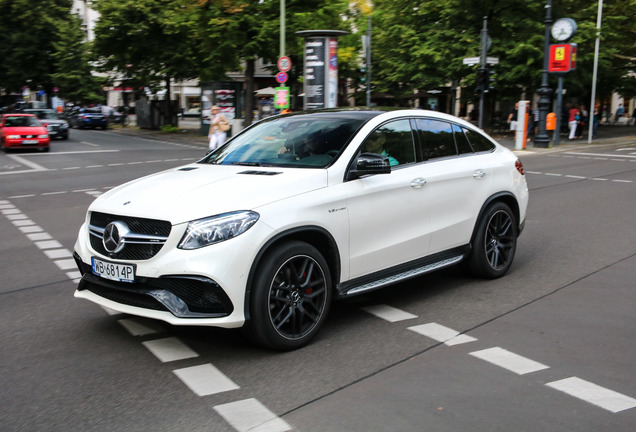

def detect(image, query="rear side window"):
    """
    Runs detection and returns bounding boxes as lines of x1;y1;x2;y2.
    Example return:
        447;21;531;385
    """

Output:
452;124;474;155
414;119;457;160
464;128;496;152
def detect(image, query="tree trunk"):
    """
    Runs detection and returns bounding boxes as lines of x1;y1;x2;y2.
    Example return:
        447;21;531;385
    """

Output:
244;58;255;127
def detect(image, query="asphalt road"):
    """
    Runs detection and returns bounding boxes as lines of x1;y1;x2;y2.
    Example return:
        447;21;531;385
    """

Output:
1;126;635;431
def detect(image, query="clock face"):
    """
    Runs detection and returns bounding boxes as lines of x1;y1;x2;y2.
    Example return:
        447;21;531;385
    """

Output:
552;18;576;42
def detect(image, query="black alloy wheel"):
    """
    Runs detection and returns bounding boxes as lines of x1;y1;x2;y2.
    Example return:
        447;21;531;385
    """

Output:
245;241;332;350
467;202;518;278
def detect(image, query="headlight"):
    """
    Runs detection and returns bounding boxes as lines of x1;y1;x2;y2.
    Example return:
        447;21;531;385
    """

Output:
178;211;259;250
8;135;20;139
38;134;49;138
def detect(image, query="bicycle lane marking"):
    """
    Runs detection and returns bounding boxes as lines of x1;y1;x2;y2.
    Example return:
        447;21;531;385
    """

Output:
363;304;636;413
0;197;293;432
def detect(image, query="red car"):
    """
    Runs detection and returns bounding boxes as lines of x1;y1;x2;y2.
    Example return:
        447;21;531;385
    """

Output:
0;113;50;152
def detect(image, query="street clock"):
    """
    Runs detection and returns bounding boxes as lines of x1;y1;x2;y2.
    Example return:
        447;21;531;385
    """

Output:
551;18;577;42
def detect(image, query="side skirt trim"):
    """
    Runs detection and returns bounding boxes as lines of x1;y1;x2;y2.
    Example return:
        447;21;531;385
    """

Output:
336;246;468;298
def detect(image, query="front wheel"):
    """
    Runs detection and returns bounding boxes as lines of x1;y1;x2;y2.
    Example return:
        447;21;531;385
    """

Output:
244;241;332;350
466;202;518;278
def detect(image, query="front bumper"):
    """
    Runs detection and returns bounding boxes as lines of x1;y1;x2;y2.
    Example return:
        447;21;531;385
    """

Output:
73;218;274;328
5;138;49;149
74;257;234;318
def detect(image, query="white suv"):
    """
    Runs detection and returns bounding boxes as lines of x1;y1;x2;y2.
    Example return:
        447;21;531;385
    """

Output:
73;109;528;350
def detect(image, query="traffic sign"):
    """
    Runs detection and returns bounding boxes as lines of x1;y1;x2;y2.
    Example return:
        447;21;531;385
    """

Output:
275;72;288;84
277;56;292;72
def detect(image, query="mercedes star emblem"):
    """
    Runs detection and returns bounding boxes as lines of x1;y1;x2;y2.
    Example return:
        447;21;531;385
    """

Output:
103;221;130;253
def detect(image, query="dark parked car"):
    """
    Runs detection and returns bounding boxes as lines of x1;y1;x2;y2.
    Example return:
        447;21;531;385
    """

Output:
69;108;108;129
24;109;69;140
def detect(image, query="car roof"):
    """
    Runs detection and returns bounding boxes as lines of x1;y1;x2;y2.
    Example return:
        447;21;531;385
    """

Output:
3;113;36;117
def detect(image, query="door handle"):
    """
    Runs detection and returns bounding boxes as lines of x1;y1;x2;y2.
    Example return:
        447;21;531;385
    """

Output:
473;169;486;179
410;178;427;188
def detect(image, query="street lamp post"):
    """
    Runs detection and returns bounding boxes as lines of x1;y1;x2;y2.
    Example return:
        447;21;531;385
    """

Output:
534;0;553;148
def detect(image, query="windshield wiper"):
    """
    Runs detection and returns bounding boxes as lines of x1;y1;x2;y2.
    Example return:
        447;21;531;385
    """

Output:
231;162;262;166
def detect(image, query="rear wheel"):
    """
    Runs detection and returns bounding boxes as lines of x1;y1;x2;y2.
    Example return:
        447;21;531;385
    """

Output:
244;241;332;350
467;202;518;278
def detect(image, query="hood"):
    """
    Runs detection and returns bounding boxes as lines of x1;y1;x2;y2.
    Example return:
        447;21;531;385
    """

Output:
3;126;47;135
40;119;67;125
89;164;328;225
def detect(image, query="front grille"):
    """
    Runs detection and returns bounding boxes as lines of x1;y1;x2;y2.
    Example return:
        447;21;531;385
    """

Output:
75;258;233;318
89;212;172;260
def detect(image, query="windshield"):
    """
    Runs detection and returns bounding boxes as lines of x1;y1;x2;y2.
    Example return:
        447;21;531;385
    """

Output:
4;116;41;127
30;110;59;120
201;113;373;168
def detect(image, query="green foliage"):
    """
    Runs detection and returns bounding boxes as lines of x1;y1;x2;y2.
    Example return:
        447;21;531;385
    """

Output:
51;15;104;104
160;124;180;133
1;0;634;114
92;0;201;90
0;0;74;95
367;0;636;105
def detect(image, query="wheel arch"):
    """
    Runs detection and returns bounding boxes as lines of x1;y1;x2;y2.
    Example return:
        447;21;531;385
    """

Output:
470;192;520;244
244;226;341;321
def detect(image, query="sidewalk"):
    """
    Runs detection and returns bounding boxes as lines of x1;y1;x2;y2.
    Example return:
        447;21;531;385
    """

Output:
493;123;636;151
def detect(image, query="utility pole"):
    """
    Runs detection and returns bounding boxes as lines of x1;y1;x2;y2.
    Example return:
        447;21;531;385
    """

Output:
280;0;285;57
534;0;553;148
366;16;372;107
588;0;603;143
478;16;488;129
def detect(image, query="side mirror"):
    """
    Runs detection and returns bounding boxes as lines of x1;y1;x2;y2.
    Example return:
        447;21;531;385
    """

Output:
347;152;391;180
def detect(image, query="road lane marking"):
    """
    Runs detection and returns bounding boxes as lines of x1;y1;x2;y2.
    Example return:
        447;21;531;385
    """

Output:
546;377;636;413
5;154;49;172
214;398;292;432
21;149;119;156
173;364;240;396
469;347;550;375
362;304;418;322
408;323;477;346
35;240;64;250
566;151;636;159
526;171;632;184
119;318;165;336
142;337;199;362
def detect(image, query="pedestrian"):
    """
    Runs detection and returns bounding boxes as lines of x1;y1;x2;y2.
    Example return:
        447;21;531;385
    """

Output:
592;105;600;137
615;104;624;123
576;105;587;139
631;108;636;126
507;102;518;137
567;104;579;140
207;106;229;151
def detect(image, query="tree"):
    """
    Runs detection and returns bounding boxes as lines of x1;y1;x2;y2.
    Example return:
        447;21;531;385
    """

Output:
363;0;636;119
51;15;104;105
0;0;75;105
92;0;203;124
195;0;348;124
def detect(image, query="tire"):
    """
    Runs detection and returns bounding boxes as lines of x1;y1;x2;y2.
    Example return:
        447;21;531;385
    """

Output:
466;202;518;279
244;241;332;350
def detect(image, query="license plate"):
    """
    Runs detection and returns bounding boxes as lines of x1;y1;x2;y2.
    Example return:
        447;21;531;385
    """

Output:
91;257;135;283
22;140;38;144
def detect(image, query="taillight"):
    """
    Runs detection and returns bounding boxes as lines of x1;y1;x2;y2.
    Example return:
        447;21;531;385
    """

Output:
515;160;525;175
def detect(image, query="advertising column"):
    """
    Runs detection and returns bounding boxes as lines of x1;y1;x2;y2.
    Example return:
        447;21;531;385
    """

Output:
296;30;347;110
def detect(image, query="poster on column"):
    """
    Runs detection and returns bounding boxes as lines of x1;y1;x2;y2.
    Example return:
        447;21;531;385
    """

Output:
305;37;325;109
327;38;338;108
